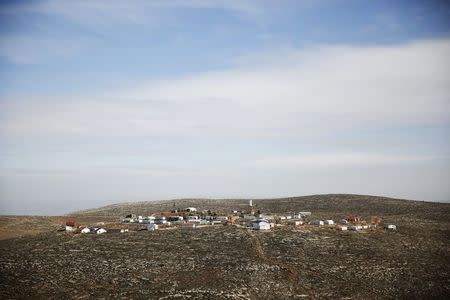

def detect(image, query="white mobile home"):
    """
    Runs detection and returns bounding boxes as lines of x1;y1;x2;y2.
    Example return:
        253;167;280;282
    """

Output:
251;220;271;230
310;220;324;226
147;224;159;231
384;224;397;231
348;226;362;231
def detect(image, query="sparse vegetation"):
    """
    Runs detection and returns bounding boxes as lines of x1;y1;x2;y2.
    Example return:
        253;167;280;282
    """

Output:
1;194;449;299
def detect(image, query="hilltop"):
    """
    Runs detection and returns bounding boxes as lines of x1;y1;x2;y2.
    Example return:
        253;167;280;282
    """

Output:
69;194;447;221
1;194;449;299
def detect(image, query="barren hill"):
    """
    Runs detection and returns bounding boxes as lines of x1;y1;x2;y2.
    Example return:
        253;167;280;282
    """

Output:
1;194;449;299
69;194;449;221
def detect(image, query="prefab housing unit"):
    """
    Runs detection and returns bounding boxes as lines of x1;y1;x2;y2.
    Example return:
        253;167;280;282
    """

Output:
299;212;312;217
384;224;397;230
252;220;271;230
96;228;107;234
310;220;324;226
147;224;159;231
348;226;362;231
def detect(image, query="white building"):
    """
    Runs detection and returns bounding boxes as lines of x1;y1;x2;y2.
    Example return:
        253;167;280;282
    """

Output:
147;224;159;231
324;220;334;225
185;207;197;212
81;227;91;234
96;228;107;234
384;224;397;230
252;220;271;230
310;220;324;226
339;219;349;224
298;212;312;217
336;226;348;231
348;226;362;231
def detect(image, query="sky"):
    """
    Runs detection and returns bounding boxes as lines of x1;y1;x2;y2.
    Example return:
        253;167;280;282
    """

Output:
0;0;449;215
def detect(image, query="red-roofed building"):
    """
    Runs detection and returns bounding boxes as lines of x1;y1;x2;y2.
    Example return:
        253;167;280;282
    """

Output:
65;220;76;231
345;216;361;223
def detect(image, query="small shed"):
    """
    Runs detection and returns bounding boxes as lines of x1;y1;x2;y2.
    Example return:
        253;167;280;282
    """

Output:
324;220;334;225
336;226;348;231
185;207;197;212
339;219;349;224
81;227;91;234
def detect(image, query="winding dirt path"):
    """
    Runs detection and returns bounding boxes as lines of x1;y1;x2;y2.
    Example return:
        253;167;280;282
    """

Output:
244;228;313;298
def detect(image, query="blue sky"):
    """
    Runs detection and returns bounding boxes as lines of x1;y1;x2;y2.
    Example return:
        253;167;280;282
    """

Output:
0;0;449;214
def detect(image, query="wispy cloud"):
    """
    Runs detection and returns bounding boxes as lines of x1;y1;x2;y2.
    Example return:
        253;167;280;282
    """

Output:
1;38;449;139
248;153;439;169
1;0;272;27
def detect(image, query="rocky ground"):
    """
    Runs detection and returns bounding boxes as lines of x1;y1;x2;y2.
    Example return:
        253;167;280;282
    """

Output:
0;195;449;299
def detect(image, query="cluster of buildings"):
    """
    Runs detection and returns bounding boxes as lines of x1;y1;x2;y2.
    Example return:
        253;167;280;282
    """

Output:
118;201;313;231
309;215;397;231
61;200;397;235
63;220;107;234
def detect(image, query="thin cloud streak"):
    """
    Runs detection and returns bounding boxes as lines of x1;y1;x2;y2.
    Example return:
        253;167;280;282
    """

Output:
248;153;441;169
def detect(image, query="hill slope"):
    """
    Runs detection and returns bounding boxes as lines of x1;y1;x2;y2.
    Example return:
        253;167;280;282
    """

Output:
69;194;449;221
1;194;449;298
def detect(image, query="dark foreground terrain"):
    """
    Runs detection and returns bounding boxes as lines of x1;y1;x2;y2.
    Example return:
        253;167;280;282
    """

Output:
1;194;449;299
